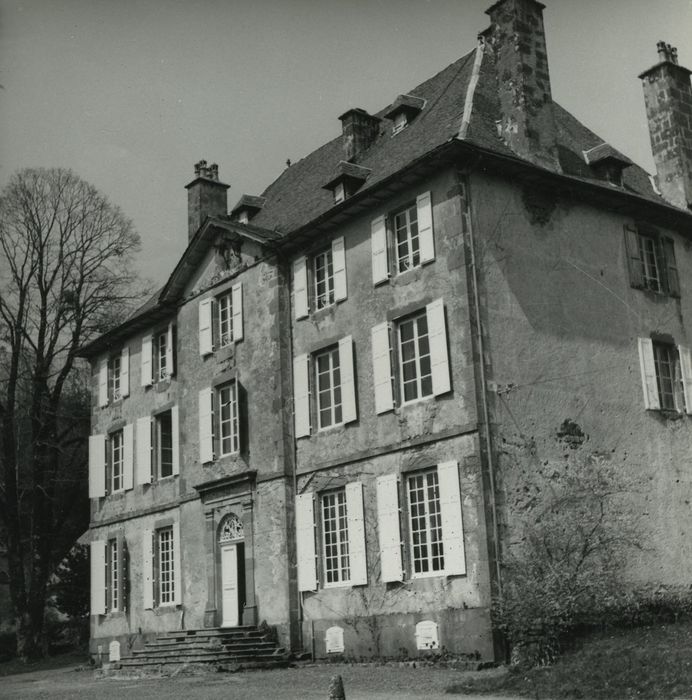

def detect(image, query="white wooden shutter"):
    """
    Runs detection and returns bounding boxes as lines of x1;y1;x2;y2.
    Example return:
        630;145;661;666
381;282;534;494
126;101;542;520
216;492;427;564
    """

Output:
232;283;243;342
141;335;153;386
638;338;660;410
172;521;182;605
123;423;134;491
120;346;130;398
171;405;180;475
198;298;214;356
417;191;435;264
339;335;357;424
679;346;692;414
199;387;214;463
142;529;154;610
346;482;367;585
90;540;107;615
293;353;311;438
136;416;152;485
427;299;451;396
437;461;466;576
98;359;108;407
376;474;403;582
295;492;317;591
166;323;174;377
332;236;347;301
371;215;389;285
371;322;394;414
294;256;309;319
88;434;106;498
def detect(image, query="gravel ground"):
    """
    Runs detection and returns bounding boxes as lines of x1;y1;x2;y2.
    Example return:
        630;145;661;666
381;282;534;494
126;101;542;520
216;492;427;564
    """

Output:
0;663;515;700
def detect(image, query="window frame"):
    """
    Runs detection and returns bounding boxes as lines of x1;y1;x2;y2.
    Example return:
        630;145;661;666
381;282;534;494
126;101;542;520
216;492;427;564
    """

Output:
314;345;343;430
157;526;175;606
392;111;408;135
155;330;168;382
217;290;234;349
154;410;174;479
396;309;433;406
625;224;680;298
392;202;420;274
107;538;120;612
216;381;239;457
110;429;124;494
320;488;351;587
108;354;122;402
653;341;686;412
406;468;445;579
312;247;336;311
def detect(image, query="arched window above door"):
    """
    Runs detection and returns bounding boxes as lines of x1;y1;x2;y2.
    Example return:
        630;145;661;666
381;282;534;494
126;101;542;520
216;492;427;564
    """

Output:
218;513;244;543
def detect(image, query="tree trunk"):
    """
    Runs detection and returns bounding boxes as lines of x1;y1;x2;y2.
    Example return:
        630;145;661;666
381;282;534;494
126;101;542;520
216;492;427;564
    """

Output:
15;606;45;661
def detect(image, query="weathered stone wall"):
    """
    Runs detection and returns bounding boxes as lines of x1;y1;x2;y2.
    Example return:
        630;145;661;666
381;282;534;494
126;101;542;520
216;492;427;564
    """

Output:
471;170;692;585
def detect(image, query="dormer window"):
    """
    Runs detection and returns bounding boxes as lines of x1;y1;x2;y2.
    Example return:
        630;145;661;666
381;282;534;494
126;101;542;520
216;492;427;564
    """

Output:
333;182;346;204
230;194;266;224
392;112;408;135
583;143;632;188
383;94;425;136
237;211;249;224
323;162;371;204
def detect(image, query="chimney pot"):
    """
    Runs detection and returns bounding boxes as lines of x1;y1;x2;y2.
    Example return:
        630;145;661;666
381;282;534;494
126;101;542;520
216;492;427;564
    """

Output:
185;160;230;240
338;108;381;161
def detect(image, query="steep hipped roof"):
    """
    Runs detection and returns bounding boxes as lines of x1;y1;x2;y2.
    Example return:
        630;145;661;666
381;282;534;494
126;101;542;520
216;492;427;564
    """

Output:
81;37;692;357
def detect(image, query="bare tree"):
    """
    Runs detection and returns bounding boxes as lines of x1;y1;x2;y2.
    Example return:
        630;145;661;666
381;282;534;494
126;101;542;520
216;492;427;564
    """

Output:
0;168;144;659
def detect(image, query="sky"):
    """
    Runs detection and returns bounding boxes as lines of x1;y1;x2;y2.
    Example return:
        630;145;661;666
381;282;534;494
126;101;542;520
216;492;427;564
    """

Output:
1;0;691;288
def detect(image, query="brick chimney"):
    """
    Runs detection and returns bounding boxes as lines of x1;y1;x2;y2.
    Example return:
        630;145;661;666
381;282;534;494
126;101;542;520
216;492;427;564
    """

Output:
338;109;381;161
639;42;692;210
484;0;560;171
185;160;230;240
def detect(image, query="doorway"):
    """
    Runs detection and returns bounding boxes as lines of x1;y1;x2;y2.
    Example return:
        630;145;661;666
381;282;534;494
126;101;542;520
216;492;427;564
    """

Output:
218;513;246;627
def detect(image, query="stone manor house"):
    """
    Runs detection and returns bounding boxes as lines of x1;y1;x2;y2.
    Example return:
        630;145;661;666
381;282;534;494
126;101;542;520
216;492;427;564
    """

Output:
81;0;692;663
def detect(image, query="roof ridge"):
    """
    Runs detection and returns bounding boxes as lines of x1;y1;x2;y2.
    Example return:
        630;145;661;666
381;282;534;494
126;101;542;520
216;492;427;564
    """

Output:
458;42;486;139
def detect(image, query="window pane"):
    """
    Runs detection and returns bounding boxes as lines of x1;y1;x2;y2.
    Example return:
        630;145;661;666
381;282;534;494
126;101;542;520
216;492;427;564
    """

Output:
158;411;173;478
322;490;350;584
408;470;444;575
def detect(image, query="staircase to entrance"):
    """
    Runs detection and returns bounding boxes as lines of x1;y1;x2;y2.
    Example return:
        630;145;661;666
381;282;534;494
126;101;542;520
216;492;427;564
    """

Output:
115;625;291;673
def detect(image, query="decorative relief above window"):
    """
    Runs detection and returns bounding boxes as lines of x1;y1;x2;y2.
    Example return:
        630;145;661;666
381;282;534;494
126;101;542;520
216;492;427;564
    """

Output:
219;514;244;543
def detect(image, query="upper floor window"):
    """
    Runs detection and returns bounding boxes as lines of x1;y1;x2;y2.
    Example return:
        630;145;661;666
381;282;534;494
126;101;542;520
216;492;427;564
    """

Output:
88;425;133;498
155;410;174;479
638;337;692;414
392;112;408;135
98;347;129;407
294;336;357;438
294;237;346;320
198;284;243;356
134;408;179;485
141;324;175;386
198;382;241;463
218;381;239;457
371;299;450;414
625;225;680;297
110;429;124;493
371;191;434;285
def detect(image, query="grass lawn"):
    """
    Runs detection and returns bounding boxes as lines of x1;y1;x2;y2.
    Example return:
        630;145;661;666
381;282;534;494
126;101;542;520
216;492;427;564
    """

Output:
0;650;89;677
446;621;692;699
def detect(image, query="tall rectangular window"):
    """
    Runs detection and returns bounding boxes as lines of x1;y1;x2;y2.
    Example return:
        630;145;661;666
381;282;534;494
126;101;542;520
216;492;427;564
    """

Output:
407;470;444;576
111;430;124;493
653;342;685;412
156;331;168;381
109;355;121;401
322;490;350;585
156;411;173;478
217;382;239;456
313;249;335;310
394;203;419;273
315;347;342;429
158;527;174;605
398;311;432;403
217;291;233;348
108;539;119;612
637;234;662;292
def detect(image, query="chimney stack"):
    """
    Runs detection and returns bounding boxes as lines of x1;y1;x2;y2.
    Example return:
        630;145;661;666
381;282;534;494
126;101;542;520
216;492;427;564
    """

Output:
338;109;381;161
185;160;230;240
484;0;560;171
639;42;692;210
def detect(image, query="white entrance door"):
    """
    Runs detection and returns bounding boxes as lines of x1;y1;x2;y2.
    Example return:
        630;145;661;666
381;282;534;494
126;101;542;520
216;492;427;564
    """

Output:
221;544;239;627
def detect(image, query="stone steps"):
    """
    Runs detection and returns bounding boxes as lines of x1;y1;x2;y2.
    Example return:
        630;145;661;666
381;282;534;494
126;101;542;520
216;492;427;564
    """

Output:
109;626;290;675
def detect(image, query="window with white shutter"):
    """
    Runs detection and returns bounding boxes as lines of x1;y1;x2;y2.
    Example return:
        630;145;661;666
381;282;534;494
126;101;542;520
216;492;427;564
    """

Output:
142;529;154;610
231;283;243;342
296;492;317;591
141;335;153;386
88;434;106;498
437;461;466;576
639;339;686;413
638;338;659;410
371;215;389;285
171;405;180;475
122;423;134;491
166;323;174;377
426;299;451;396
294;257;309;320
120;346;130;398
90;539;107;615
339;336;357;424
679;345;692;415
294;354;311;438
136;416;152;485
172;521;182;606
98;358;108;407
198;387;214;463
332;236;347;302
345;482;367;586
199;298;214;356
376;474;403;582
417;192;435;264
371;322;394;414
